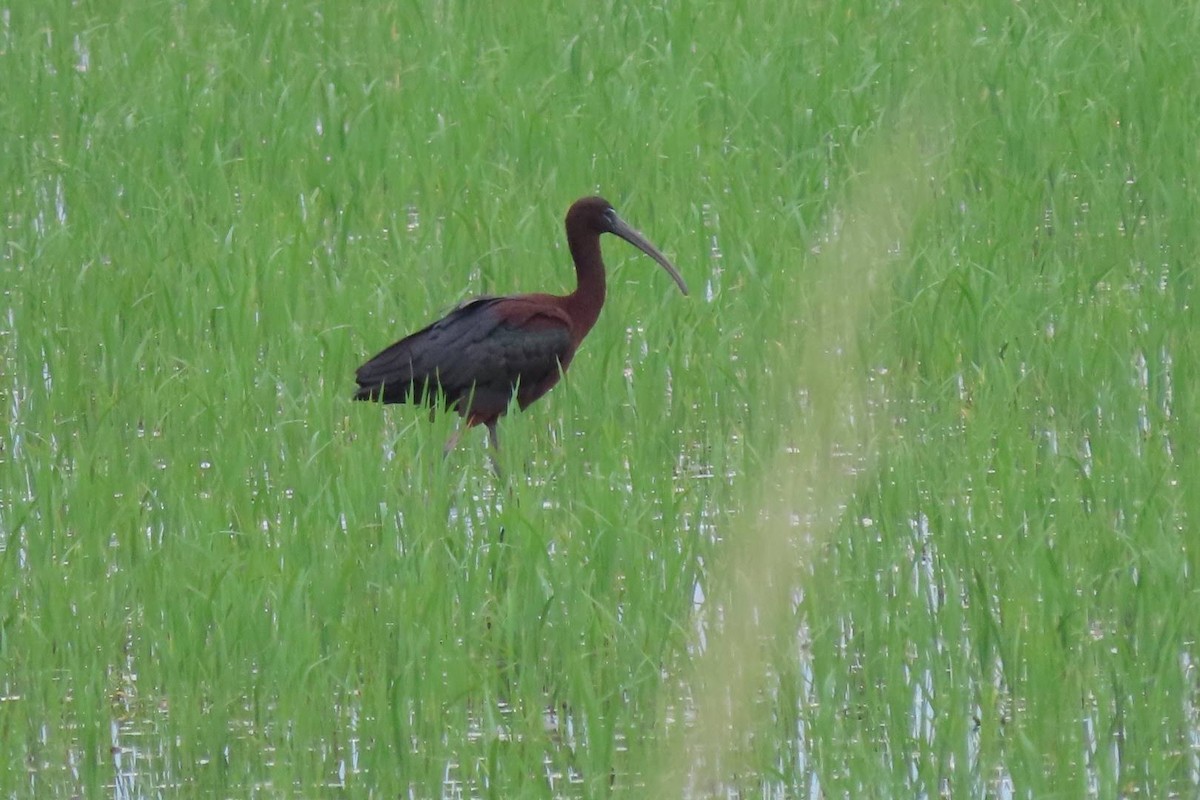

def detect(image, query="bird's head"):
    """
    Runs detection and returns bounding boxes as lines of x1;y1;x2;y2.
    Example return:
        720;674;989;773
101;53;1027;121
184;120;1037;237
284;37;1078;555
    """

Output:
566;196;689;295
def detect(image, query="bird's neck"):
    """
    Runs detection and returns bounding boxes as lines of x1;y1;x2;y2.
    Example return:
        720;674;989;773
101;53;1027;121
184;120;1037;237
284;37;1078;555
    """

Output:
564;231;606;340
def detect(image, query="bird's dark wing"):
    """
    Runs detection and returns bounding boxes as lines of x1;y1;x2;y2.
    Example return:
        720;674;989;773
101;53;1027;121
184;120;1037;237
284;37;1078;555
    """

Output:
354;297;573;417
354;297;502;403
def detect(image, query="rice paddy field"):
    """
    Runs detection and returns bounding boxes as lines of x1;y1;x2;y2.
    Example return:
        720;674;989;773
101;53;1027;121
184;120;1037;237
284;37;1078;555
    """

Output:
3;0;1199;796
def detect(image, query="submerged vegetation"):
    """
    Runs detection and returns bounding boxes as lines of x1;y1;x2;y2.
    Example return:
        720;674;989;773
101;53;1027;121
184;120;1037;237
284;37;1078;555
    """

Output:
2;1;1198;796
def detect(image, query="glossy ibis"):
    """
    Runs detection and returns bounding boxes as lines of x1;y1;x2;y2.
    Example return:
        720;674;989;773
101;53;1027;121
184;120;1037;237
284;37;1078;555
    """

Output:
354;196;688;454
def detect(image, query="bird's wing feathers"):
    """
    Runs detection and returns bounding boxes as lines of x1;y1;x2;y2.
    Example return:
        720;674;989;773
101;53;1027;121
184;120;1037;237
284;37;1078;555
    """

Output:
354;297;573;410
354;298;500;395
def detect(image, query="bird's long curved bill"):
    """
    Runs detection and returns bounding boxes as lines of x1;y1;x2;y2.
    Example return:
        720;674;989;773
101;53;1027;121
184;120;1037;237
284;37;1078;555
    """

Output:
610;215;689;296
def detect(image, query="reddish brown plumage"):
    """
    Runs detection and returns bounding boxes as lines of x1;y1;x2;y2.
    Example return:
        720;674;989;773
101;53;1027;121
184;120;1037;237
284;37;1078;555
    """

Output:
354;196;687;450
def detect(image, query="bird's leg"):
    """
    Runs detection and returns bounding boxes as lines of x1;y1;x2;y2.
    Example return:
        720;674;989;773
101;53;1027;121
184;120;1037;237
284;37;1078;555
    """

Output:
486;421;502;478
442;425;463;456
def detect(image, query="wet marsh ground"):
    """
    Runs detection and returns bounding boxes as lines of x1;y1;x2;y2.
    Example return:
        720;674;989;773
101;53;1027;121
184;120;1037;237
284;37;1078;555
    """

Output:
3;1;1199;796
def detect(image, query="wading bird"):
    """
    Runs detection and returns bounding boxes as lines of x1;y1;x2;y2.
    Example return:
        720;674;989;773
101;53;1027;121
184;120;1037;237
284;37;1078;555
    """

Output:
354;196;688;454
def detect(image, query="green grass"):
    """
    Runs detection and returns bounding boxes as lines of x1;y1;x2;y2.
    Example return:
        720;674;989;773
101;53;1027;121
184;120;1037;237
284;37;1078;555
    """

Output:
3;0;1199;796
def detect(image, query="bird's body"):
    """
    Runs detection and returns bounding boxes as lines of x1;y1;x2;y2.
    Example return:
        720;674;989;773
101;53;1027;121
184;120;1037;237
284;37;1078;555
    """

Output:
354;294;575;425
354;196;687;451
